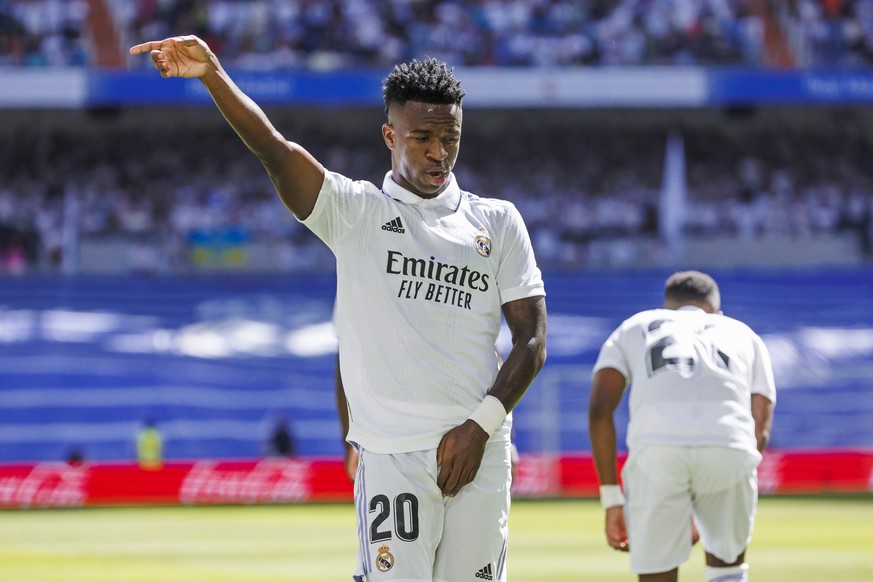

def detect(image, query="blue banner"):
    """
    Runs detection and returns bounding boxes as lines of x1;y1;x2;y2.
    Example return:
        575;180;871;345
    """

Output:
5;67;873;108
87;69;384;107
708;68;873;105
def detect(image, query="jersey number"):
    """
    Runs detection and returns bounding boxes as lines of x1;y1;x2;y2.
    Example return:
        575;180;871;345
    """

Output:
646;334;731;377
369;493;420;543
647;336;695;376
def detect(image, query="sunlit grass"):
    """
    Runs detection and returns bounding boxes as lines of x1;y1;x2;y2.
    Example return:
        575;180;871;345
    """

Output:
1;496;871;581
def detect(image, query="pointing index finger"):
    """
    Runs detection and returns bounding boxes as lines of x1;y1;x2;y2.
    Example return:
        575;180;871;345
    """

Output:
129;41;163;55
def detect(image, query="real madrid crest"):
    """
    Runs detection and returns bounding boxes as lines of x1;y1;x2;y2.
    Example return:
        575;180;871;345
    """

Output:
376;545;395;572
474;229;492;258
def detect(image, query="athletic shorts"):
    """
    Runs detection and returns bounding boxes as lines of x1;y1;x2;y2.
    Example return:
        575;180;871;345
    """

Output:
352;439;511;582
621;445;761;574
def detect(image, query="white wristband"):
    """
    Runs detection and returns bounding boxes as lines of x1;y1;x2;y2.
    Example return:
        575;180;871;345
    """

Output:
599;485;625;509
468;395;507;436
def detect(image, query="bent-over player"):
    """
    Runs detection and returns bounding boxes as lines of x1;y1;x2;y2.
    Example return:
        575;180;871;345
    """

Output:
589;271;775;582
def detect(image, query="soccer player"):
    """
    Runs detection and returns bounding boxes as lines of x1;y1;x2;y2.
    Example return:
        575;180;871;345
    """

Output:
130;36;547;581
588;271;775;582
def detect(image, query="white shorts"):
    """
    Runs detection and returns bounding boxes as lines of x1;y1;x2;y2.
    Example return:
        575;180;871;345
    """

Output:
353;439;511;582
622;445;761;574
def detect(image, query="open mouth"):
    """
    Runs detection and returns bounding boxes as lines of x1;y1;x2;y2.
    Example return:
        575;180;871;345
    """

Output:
426;169;447;185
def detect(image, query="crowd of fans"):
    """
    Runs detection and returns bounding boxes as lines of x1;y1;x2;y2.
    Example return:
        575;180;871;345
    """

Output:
111;0;764;68
0;0;774;69
7;0;873;69
2;1;872;274
0;0;91;66
788;0;873;67
1;110;871;275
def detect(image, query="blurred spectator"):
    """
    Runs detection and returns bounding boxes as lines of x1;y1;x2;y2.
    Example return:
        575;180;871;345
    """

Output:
136;418;163;470
264;412;296;457
65;446;86;466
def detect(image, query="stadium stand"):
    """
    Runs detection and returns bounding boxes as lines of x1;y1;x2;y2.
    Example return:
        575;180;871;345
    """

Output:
1;107;872;275
5;0;872;70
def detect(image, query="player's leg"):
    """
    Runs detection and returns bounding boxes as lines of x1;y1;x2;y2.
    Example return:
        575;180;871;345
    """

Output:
621;445;695;579
353;448;444;581
433;439;511;582
703;550;747;581
638;570;678;582
690;447;761;582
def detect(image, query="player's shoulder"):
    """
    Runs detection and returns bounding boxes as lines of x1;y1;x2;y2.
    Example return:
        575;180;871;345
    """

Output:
622;308;673;329
461;190;524;229
462;189;518;214
711;312;760;338
325;169;383;196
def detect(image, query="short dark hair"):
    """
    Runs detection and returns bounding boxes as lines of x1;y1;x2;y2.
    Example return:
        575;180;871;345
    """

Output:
382;57;465;114
664;270;721;310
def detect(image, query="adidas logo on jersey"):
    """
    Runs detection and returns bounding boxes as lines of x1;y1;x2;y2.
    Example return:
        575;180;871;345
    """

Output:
382;217;405;233
475;563;494;580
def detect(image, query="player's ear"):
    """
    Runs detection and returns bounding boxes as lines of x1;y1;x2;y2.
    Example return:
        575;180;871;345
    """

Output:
382;123;395;150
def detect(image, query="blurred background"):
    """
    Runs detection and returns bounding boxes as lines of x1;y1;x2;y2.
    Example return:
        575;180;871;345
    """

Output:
0;0;871;506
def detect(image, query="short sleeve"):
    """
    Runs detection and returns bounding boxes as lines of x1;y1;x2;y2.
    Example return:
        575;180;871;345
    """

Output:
301;170;368;249
495;203;545;305
592;326;630;382
750;334;777;404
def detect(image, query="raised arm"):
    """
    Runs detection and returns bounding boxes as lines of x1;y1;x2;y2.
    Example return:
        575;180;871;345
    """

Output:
129;36;324;219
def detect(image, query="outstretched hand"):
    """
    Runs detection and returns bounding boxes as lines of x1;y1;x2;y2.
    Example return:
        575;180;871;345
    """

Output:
436;420;489;497
129;35;213;79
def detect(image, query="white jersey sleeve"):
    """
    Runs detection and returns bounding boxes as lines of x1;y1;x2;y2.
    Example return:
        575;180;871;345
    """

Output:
592;326;631;382
750;333;776;404
494;202;545;305
299;170;376;248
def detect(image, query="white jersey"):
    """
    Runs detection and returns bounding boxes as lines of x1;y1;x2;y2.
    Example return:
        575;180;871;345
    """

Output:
303;170;545;454
593;306;776;453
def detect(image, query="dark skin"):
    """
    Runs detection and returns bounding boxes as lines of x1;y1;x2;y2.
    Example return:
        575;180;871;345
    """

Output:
132;35;548;497
589;297;774;581
334;354;360;481
437;296;546;496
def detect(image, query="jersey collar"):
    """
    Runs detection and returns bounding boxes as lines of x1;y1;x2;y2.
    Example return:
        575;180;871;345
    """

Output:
381;171;461;211
677;305;705;312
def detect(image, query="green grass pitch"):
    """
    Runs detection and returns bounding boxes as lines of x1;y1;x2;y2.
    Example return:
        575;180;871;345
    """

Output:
1;496;871;581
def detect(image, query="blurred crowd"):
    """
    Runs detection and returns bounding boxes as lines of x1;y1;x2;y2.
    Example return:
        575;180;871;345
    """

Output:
0;0;91;66
112;0;763;68
0;0;804;69
6;0;873;70
1;112;871;275
788;0;873;67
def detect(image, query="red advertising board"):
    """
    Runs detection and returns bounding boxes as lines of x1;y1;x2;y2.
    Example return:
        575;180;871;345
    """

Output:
1;450;870;509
